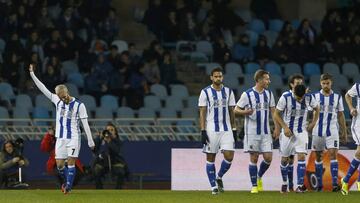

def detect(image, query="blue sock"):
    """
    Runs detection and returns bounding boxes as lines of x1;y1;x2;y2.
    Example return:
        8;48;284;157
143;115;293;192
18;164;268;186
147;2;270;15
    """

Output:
57;166;67;183
297;161;306;186
288;164;294;187
258;160;270;178
249;163;258;186
343;158;360;183
217;159;232;178
358;167;360;182
206;162;216;188
280;163;288;184
66;165;76;190
315;161;323;188
330;160;338;186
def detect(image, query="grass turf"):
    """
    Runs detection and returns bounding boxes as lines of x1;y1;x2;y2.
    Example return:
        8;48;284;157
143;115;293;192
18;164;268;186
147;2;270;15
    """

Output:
0;190;359;203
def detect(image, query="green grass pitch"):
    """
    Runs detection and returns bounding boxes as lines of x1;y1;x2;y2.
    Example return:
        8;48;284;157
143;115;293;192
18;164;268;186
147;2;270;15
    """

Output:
0;190;359;203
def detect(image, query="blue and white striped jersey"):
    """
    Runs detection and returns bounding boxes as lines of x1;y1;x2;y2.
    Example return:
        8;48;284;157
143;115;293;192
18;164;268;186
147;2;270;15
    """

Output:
312;90;344;137
276;92;318;134
347;83;360;109
198;85;236;132
237;87;275;136
52;97;88;140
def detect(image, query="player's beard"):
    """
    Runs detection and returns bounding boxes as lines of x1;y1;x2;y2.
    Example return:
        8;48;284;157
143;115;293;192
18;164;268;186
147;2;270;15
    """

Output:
213;80;222;86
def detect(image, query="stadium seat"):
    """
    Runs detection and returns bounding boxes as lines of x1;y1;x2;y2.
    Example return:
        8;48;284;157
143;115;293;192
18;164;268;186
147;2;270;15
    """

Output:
100;95;119;112
13;107;31;126
144;95;162;111
323;63;340;75
265;62;282;75
150;84;168;100
269;19;284;32
65;83;79;98
165;96;184;111
311;19;322;34
333;74;349;90
61;60;79;76
225;62;242;76
33;106;50;126
117;107;135;118
67;73;84;88
35;94;53;110
15;94;33;111
270;74;284;90
249;19;266;34
223;74;239;89
111;40;128;53
0;38;5;53
234;9;252;22
0;82;15;102
291;19;300;29
196;40;214;57
244;63;260;75
170;84;189;99
0;106;9;125
181;108;198;118
245;30;259;47
303;63;321;77
190;52;209;63
342;63;359;79
262;30;278;47
309;75;321;91
283;63;302;78
159;108;177;118
186;96;198;109
79;94;97;111
94;107;113;126
203;62;221;75
176;41;194;53
242;75;255;87
138;107;156;118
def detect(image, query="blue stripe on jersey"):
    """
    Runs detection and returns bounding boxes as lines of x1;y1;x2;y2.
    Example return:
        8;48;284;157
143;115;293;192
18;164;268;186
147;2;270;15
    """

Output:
326;93;334;137
246;89;253;108
289;96;296;133
356;83;360;97
318;93;324;137
253;91;261;135
263;91;268;134
59;102;65;138
210;88;220;132
76;100;82;135
203;87;210;112
297;98;306;133
66;101;76;139
221;87;228;131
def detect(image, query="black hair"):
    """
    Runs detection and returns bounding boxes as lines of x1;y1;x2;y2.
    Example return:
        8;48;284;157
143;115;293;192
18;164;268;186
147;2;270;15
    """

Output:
294;84;306;98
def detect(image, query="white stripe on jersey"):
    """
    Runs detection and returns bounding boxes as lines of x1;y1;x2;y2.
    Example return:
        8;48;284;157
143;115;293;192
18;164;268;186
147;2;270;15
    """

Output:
312;90;344;137
237;87;275;136
276;92;318;134
198;85;236;132
55;98;82;140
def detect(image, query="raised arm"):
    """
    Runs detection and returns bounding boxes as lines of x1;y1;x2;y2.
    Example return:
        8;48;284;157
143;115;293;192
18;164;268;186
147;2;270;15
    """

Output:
29;64;55;101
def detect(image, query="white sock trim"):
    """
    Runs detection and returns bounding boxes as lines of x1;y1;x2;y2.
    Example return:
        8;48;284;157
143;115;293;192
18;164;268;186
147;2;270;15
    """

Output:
206;161;215;165
315;161;323;165
223;159;232;164
68;165;75;168
330;159;338;163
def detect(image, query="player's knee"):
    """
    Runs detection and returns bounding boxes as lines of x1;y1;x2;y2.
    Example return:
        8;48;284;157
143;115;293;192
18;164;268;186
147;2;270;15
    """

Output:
297;154;306;161
315;152;323;162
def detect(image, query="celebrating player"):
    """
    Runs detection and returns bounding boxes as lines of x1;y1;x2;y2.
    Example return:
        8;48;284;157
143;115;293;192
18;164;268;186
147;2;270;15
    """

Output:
198;67;237;195
29;64;95;194
274;84;320;193
311;73;347;192
235;70;280;193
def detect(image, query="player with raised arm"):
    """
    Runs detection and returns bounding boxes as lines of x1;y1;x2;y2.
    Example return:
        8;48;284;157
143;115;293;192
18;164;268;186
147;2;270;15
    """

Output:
311;73;347;192
341;82;360;195
198;67;237;195
29;64;95;194
274;84;320;193
235;70;280;193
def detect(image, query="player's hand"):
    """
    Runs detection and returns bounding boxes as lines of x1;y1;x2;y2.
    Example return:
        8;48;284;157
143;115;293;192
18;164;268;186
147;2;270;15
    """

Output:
243;109;254;116
201;130;209;145
350;108;358;117
273;127;280;140
18;160;25;166
12;157;20;163
340;130;348;144
232;129;237;142
307;122;315;134
284;126;293;137
29;64;34;72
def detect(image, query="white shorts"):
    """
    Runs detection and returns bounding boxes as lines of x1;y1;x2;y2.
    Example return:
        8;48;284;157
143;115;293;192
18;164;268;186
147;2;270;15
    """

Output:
202;131;235;154
351;116;360;145
243;134;273;153
55;138;81;159
311;134;339;151
280;132;308;157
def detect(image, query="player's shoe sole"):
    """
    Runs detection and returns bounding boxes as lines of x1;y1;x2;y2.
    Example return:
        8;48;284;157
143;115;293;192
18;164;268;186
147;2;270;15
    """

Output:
216;178;224;193
211;188;219;195
251;186;258;194
341;178;348;195
295;185;306;193
280;184;287;193
257;178;263;192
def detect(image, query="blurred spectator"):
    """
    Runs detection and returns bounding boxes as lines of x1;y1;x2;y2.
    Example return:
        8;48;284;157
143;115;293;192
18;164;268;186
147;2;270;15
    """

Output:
344;10;360;36
56;7;79;33
92;123;129;189
333;36;352;64
250;0;280;25
128;43;142;66
0;140;29;188
26;30;44;62
144;57;161;85
4;32;24;60
143;0;164;39
163;11;180;42
89;37;108;55
128;63;149;109
98;8;119;43
36;6;55;36
143;40;163;63
254;35;271;65
213;36;231;64
107;45;122;70
62;29;83;61
179;11;197;41
44;29;65;58
160;51;178;86
297;19;317;45
232;34;254;63
279;21;297;44
2;52;21;88
295;37;313;64
271;39;289;63
351;34;360;64
42;64;64;91
40;127;85;187
17;4;34;38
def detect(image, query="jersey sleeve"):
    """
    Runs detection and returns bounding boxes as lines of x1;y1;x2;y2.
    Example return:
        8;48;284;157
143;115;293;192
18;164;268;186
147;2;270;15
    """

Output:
198;90;208;107
236;92;249;108
276;95;286;111
347;84;358;97
309;95;318;109
229;89;236;106
270;91;275;107
338;95;344;112
78;103;88;119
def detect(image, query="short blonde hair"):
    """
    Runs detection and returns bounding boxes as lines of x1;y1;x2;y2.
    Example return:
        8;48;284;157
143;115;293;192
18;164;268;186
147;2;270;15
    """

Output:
55;84;68;94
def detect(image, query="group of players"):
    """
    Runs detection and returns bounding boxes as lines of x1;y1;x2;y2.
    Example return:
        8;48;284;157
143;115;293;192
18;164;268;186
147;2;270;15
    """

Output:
199;67;360;195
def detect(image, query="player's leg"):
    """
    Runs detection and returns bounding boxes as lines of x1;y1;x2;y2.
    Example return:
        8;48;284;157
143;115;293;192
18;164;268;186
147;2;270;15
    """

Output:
328;148;340;191
257;135;273;191
312;135;325;191
55;139;68;186
64;139;81;193
287;155;295;191
217;131;235;192
341;146;360;195
294;132;308;193
357;166;360;191
203;131;220;194
249;152;259;193
279;133;292;193
280;156;289;193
